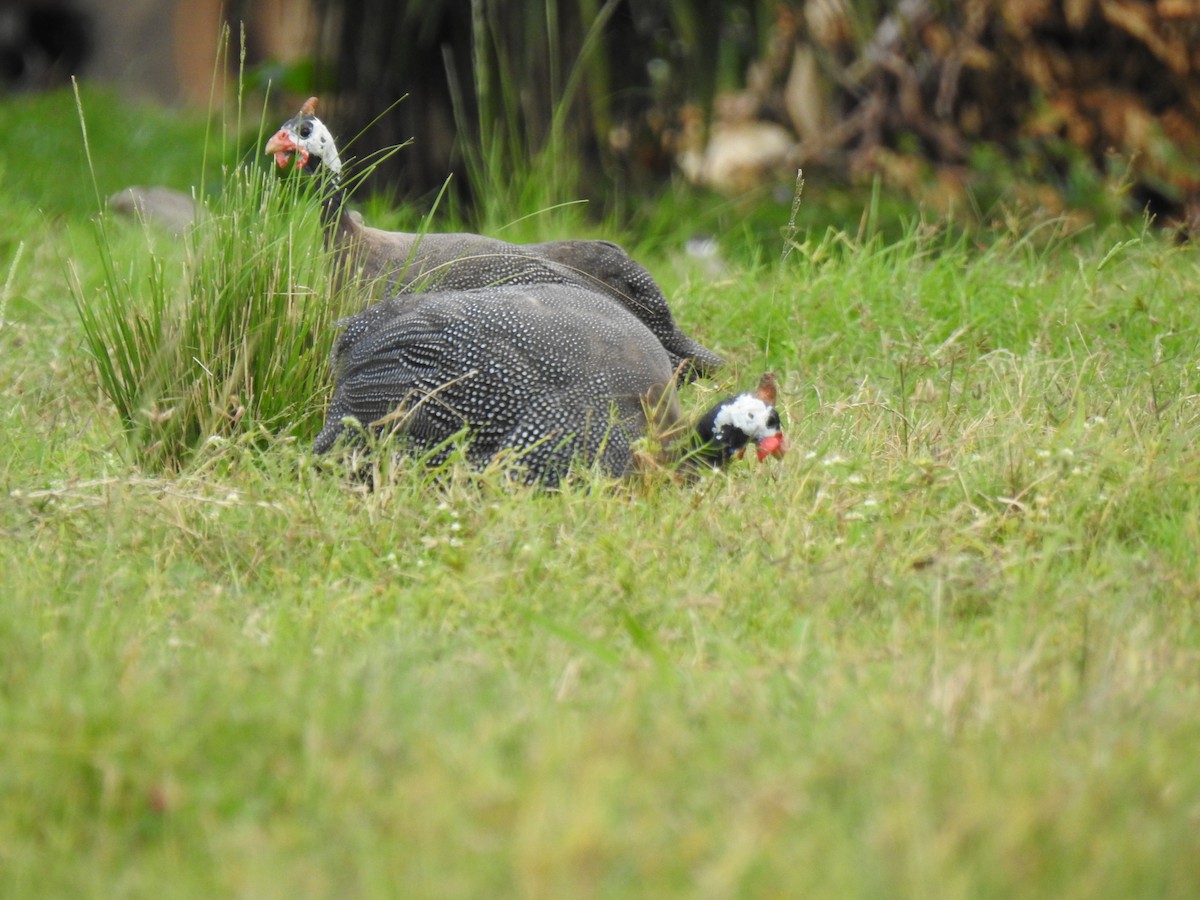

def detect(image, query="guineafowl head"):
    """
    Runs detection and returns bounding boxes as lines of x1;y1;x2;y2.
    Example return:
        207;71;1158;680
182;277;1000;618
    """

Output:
264;96;343;181
691;372;786;467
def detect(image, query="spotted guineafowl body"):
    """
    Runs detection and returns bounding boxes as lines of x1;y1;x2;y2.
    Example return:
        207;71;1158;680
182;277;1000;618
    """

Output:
314;282;680;484
354;229;723;378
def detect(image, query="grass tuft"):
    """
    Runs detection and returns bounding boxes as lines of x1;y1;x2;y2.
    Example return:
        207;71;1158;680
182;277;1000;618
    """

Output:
69;96;358;472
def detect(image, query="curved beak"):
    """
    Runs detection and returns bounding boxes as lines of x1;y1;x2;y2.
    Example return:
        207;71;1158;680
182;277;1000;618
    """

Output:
756;432;786;462
264;129;302;169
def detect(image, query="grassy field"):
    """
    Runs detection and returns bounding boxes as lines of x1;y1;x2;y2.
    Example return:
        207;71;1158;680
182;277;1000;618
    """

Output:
3;87;1200;898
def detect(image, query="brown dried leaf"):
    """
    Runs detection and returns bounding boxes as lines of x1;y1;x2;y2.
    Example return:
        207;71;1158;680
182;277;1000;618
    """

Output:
1101;0;1191;73
1065;0;1096;29
805;0;853;50
785;44;834;141
1158;0;1200;17
999;0;1056;39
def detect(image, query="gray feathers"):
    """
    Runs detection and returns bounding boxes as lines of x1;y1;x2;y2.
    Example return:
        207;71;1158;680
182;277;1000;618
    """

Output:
314;282;680;485
337;220;724;380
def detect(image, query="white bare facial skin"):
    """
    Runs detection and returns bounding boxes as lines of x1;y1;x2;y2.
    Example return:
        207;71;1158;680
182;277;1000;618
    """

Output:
300;117;343;178
711;394;779;442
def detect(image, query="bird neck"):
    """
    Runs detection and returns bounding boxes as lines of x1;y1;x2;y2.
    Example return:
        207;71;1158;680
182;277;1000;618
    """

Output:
674;401;752;471
677;430;738;470
317;179;353;246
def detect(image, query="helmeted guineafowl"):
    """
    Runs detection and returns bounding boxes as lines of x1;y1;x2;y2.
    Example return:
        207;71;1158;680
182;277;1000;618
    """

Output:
265;97;724;380
314;282;784;485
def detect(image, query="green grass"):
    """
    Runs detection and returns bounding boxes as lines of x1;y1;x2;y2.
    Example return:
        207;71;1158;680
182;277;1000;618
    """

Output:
72;152;341;471
3;88;1200;898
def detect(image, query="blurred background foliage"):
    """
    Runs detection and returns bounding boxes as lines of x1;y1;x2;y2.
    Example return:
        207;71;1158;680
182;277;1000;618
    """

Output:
6;0;1200;230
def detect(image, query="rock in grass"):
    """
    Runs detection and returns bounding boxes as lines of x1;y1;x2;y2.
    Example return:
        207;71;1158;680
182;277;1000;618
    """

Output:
109;186;200;235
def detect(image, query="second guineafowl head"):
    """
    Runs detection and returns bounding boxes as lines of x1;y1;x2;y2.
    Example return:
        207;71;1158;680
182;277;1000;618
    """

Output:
265;96;343;180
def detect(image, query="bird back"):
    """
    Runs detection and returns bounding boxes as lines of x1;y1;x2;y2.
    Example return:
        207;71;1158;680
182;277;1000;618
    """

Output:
314;281;679;484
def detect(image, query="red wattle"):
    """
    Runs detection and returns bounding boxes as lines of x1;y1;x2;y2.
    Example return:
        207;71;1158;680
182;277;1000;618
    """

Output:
264;130;297;169
756;433;786;461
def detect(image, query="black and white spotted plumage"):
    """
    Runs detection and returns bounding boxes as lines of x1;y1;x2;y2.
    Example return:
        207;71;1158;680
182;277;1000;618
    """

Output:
382;232;723;379
265;98;724;380
690;387;785;467
313;282;680;484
